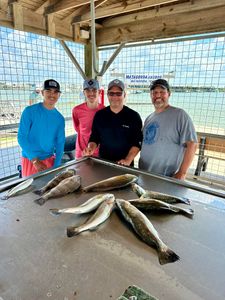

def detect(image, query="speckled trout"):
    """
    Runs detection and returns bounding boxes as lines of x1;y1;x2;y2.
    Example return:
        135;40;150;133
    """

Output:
1;178;33;200
132;183;190;205
128;198;194;218
83;174;138;192
67;197;115;237
50;193;115;216
116;199;180;265
34;175;81;206
33;169;76;196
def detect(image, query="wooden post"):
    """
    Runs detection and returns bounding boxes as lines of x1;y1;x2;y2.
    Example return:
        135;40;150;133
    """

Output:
85;42;93;79
12;2;24;31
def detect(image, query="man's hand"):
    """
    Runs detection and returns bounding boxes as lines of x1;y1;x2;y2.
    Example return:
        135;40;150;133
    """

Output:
82;147;94;157
82;142;97;157
173;171;186;180
32;159;48;172
117;158;132;166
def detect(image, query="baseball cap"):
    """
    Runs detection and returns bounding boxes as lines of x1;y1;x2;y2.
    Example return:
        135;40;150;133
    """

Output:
108;79;125;91
83;79;100;90
150;79;170;91
43;79;61;92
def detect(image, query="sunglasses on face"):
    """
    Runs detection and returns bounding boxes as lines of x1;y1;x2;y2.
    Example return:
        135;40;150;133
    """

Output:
107;91;123;97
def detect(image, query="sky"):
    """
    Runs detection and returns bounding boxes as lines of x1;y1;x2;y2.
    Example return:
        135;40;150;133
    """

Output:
0;26;225;87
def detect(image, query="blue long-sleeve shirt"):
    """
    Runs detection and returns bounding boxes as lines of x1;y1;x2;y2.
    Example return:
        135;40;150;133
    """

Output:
18;102;65;168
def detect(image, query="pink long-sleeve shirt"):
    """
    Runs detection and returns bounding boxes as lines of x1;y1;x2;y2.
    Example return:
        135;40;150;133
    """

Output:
72;102;104;158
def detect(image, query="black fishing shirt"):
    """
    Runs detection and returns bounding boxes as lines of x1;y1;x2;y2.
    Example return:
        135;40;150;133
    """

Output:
89;106;143;163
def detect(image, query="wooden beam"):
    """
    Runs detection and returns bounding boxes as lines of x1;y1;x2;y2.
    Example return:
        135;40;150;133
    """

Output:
80;0;180;22
47;14;55;37
11;2;24;31
62;0;108;22
85;42;93;78
96;6;225;45
197;133;225;154
35;0;56;15
0;6;77;42
102;0;225;28
46;0;98;15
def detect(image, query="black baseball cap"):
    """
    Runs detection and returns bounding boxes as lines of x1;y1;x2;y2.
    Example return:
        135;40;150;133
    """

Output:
43;79;61;92
150;79;170;92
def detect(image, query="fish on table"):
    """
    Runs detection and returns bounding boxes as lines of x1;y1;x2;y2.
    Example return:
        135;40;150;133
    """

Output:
116;199;180;265
34;175;81;206
33;168;76;196
67;197;115;237
1;178;34;200
50;193;115;216
83;174;138;192
128;198;194;218
132;183;190;205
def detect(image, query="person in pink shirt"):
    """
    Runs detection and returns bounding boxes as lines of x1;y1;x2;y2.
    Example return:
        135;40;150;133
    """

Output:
72;79;104;159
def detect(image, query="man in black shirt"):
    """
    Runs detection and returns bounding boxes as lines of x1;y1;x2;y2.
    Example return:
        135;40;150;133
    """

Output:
83;79;142;166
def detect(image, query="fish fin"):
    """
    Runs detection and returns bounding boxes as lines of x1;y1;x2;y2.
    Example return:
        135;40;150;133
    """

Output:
158;248;180;265
49;208;61;216
67;226;79;237
34;197;46;206
89;226;98;232
33;189;44;196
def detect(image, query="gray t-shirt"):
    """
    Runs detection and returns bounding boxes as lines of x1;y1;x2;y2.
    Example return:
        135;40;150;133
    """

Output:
139;106;197;176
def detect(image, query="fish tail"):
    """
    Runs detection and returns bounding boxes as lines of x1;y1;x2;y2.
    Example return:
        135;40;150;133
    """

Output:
49;208;61;216
67;226;80;237
182;197;191;205
158;247;180;265
34;197;46;206
33;189;44;196
180;207;194;218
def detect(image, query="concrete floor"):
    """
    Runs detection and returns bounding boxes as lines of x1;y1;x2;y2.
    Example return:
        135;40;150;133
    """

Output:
0;158;225;300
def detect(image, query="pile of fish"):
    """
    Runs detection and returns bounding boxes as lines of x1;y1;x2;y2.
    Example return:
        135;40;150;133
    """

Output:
2;170;194;265
48;173;194;265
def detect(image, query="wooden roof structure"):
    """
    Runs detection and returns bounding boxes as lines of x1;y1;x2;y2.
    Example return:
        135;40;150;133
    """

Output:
1;0;225;46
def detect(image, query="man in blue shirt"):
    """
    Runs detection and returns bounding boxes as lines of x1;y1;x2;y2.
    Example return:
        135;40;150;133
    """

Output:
18;79;65;177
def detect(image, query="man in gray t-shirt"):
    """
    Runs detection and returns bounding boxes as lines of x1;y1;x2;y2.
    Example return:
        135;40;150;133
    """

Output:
139;79;198;180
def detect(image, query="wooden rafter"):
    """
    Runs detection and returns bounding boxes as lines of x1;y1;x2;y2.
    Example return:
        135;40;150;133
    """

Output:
35;0;56;15
101;0;225;28
96;5;225;45
45;0;98;15
78;0;180;23
60;0;109;22
0;0;225;46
